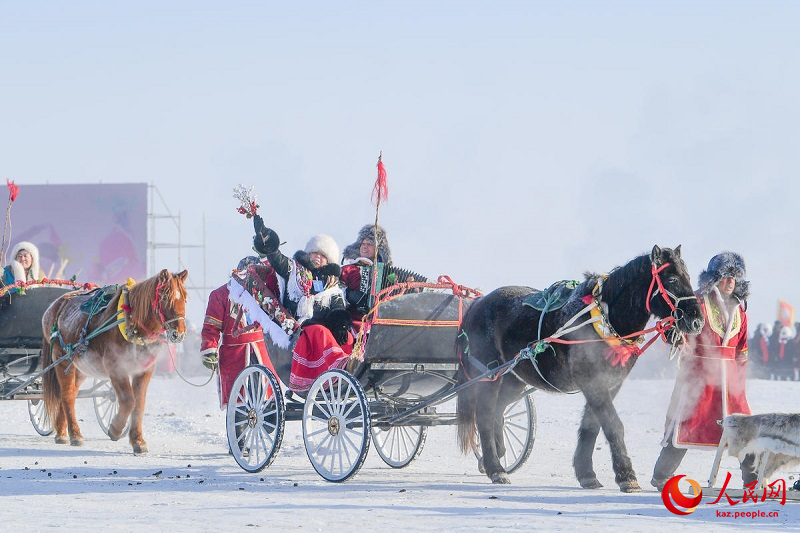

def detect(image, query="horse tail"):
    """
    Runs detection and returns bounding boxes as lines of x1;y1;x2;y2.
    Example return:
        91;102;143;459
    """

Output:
41;328;61;426
456;306;478;455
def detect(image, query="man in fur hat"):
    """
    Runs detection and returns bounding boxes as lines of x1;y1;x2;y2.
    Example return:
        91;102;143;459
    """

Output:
2;241;45;287
339;224;394;326
342;224;392;266
201;256;277;410
252;215;354;392
651;251;754;490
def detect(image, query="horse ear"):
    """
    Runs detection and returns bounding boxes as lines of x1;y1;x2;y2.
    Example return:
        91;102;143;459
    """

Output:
158;268;169;282
650;245;663;265
674;245;682;257
177;269;188;282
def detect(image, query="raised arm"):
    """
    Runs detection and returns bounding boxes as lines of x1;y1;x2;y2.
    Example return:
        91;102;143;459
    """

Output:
253;214;290;280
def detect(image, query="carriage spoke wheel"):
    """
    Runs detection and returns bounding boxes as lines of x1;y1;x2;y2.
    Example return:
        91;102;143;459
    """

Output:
302;369;370;482
372;425;427;468
93;379;130;438
474;394;537;474
226;365;285;473
28;398;53;436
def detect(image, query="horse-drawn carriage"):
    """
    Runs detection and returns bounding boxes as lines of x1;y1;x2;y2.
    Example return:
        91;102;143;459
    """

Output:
0;280;124;437
224;268;538;482
225;245;705;491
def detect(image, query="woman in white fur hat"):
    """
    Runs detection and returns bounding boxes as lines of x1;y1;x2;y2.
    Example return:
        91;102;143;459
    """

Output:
2;241;45;287
252;215;355;392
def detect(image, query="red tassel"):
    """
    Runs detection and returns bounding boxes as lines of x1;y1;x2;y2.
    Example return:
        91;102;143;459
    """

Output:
6;180;18;203
371;154;388;206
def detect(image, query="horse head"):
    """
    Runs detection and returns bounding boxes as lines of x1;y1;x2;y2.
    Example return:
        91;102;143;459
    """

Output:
648;245;704;335
155;269;188;343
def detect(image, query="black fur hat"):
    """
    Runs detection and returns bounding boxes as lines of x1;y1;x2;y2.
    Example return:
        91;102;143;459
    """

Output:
342;224;392;264
698;251;749;301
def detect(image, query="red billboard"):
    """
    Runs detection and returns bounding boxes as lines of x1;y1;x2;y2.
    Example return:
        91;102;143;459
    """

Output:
4;183;148;286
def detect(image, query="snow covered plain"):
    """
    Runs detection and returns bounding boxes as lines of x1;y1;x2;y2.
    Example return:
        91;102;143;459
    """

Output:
1;360;797;532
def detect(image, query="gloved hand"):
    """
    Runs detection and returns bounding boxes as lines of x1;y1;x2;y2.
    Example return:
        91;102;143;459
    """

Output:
252;215;280;257
664;328;685;347
325;309;353;345
202;352;219;371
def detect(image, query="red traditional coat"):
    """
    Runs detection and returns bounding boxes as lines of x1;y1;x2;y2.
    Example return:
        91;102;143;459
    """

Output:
289;324;354;392
664;291;750;448
201;284;276;408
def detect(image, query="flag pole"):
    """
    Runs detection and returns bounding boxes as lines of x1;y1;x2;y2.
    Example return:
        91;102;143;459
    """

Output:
353;153;388;361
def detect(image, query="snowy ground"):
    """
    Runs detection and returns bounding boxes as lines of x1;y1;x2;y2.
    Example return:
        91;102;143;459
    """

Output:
1;363;798;532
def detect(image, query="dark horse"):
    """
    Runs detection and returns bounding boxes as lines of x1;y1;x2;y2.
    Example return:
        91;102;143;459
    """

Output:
456;246;704;491
41;269;188;453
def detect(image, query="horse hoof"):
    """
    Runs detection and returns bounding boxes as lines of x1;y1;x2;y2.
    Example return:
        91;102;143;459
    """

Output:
133;444;148;454
490;472;511;484
579;477;603;489
619;480;641;493
70;438;84;447
54;436;69;445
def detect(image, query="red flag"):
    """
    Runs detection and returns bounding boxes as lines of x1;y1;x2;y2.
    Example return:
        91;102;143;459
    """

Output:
778;299;794;328
6;180;18;202
371;153;388;206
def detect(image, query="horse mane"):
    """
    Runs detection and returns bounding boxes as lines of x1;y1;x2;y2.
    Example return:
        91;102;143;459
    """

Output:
127;274;161;330
591;253;652;308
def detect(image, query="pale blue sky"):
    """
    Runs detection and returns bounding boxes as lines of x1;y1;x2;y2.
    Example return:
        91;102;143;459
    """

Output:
2;2;798;325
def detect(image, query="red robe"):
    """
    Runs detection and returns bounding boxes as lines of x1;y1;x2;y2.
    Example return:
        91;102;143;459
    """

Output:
201;284;277;408
290;324;354;392
664;291;750;448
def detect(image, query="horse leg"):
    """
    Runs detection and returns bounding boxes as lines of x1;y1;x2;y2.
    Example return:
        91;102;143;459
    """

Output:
59;366;86;446
574;406;603;489
475;379;510;484
107;374;135;442
574;382;623;489
492;378;526;464
581;384;640;493
128;366;155;454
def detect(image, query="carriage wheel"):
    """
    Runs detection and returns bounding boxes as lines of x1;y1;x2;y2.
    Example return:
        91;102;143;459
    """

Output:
226;365;285;473
302;369;370;482
474;393;536;474
372;425;427;468
28;398;53;436
93;379;130;438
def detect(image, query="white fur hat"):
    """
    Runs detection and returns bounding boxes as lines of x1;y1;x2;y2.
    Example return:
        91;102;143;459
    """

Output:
9;241;41;282
304;234;340;264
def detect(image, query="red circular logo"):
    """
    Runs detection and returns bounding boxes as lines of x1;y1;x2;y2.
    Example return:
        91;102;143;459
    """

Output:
662;475;703;515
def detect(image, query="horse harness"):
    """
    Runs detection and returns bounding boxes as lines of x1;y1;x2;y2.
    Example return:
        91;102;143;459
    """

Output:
50;280;183;374
461;260;693;392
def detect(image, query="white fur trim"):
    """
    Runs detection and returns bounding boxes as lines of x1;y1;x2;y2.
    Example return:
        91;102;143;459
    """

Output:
304;234;340;264
226;279;291;349
9;241;42;282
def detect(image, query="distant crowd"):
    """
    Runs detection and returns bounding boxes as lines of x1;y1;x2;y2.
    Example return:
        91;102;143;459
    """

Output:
748;322;800;381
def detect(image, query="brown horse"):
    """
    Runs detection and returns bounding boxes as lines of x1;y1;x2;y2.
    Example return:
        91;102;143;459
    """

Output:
41;269;188;453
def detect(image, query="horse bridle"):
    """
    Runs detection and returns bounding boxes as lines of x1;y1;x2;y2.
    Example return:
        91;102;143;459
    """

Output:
645;261;697;326
153;280;186;343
